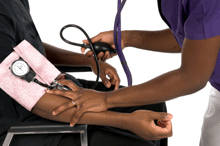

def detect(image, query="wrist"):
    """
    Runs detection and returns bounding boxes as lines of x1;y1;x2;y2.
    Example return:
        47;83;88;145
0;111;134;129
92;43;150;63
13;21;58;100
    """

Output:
122;30;131;47
110;112;131;131
105;91;116;109
120;113;132;130
87;57;96;68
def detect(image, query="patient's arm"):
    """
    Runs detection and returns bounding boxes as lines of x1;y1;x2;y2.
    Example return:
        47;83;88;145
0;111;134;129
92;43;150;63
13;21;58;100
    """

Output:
43;42;93;67
31;92;173;140
32;92;127;127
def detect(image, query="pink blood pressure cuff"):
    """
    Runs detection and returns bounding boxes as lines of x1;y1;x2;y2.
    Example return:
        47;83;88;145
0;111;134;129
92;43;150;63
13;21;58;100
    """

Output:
0;40;61;111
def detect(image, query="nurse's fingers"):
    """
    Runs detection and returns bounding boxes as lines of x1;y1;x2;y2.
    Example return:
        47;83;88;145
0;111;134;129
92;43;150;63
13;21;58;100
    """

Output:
57;79;81;91
86;50;94;57
81;47;86;53
83;33;102;45
70;105;87;127
46;89;76;100
97;52;104;60
52;100;77;115
101;51;110;62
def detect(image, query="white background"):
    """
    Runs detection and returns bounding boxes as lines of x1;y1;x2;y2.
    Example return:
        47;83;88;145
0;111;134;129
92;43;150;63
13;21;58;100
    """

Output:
29;1;210;145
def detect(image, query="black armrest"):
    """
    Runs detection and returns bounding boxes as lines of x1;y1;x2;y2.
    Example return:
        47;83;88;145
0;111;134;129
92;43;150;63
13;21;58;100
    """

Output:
55;65;92;73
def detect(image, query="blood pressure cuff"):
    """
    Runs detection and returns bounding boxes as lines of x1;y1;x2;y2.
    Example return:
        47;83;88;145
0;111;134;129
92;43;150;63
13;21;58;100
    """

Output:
0;40;61;111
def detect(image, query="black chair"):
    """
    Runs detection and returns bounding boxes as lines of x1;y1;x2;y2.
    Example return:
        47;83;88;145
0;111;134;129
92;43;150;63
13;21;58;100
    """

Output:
3;65;92;146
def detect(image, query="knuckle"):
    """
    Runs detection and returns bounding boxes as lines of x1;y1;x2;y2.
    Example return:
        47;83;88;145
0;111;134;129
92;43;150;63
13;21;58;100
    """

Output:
76;91;82;97
81;103;87;109
65;80;72;85
66;91;74;97
169;131;173;137
55;90;62;94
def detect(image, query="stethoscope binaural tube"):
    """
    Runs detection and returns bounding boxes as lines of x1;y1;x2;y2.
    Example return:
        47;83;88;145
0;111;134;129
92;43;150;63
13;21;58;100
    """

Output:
114;0;132;86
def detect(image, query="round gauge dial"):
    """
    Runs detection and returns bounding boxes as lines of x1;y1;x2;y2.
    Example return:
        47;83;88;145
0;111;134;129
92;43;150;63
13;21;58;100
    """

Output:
11;60;30;77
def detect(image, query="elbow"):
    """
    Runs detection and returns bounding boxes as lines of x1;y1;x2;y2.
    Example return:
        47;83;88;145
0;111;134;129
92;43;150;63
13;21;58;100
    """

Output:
193;78;208;92
179;69;209;94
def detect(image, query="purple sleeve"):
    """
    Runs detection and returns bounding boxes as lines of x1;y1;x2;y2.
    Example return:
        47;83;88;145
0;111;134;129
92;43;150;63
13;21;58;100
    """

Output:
184;0;220;40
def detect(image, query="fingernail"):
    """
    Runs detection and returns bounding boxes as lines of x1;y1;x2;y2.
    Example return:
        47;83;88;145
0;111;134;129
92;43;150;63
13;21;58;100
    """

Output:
105;82;110;87
166;114;173;119
70;124;73;127
52;111;56;115
107;73;111;78
46;90;50;93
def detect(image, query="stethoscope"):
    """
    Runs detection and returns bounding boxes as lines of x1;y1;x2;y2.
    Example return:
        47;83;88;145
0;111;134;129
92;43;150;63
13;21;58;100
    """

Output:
60;24;116;89
9;25;116;90
59;0;132;88
10;0;131;89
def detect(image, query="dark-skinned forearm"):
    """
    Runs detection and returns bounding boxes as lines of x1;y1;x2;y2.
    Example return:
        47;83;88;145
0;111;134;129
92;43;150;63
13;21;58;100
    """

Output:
106;68;207;108
106;36;220;108
122;29;181;53
32;93;129;130
43;42;94;66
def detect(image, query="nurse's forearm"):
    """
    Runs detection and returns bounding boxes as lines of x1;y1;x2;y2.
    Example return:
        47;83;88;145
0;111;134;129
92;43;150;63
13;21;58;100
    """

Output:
43;42;94;67
32;93;129;130
122;29;181;53
106;36;220;108
106;68;207;108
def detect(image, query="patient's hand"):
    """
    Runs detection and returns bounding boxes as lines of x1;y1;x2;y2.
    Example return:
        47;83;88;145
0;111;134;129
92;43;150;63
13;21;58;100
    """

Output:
90;60;120;90
46;79;109;126
129;110;173;140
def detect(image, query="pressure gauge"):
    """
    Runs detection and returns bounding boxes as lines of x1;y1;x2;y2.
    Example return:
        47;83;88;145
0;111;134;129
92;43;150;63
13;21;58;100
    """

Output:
10;59;30;78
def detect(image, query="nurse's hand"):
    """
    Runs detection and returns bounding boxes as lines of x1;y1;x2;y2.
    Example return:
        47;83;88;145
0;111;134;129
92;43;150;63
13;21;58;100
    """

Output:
46;79;109;126
81;31;126;61
129;110;173;140
90;60;120;90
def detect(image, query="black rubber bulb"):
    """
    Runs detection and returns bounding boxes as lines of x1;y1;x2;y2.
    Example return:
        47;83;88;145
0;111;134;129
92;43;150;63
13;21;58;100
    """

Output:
92;42;117;55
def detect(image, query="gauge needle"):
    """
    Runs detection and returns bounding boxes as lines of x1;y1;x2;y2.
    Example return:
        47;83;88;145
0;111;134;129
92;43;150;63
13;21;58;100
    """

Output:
17;65;23;71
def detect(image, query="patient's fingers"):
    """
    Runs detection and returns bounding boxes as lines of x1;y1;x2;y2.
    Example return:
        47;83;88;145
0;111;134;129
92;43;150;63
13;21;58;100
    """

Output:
153;120;173;139
148;111;173;139
157;120;165;128
159;121;173;139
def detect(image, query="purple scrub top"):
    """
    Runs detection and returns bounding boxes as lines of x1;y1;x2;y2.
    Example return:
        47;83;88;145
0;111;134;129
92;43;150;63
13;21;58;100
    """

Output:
158;0;220;92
